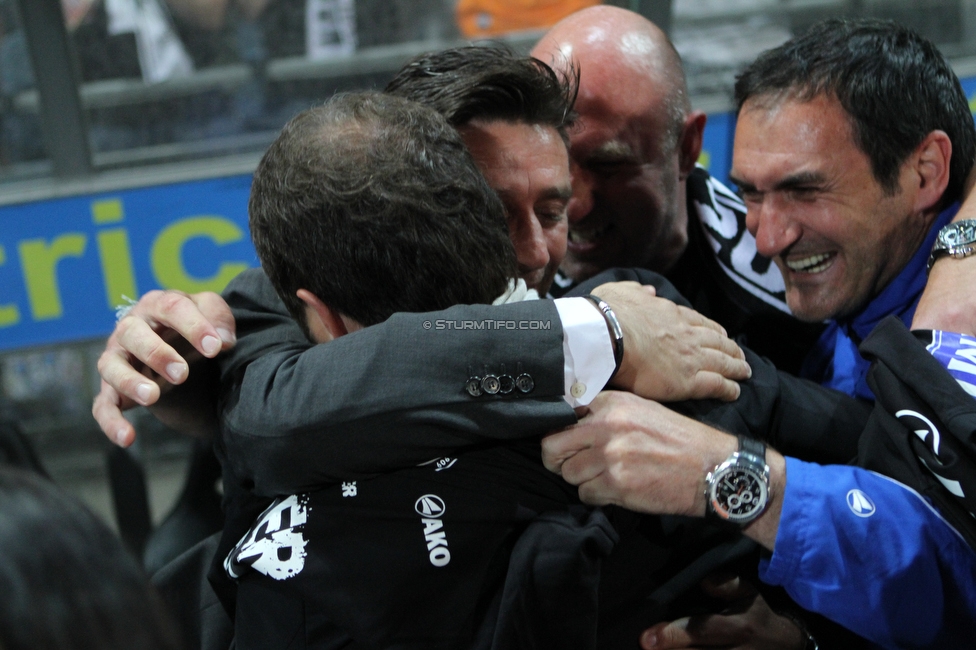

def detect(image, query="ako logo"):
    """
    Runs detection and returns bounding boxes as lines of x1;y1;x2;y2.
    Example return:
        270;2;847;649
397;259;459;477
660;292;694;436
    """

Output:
415;494;450;567
846;489;876;518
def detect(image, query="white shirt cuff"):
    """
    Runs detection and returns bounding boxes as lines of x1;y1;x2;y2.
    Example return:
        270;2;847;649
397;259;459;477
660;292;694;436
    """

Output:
554;297;616;407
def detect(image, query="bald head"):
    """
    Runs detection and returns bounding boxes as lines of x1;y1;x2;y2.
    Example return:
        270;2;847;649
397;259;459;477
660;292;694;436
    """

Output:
532;5;689;142
530;6;702;280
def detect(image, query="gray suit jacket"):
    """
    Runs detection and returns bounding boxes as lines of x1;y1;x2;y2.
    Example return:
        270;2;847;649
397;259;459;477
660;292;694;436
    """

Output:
218;267;575;498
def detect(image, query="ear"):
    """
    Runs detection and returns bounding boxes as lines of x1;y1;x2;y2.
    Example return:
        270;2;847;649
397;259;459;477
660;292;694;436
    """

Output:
911;130;952;214
677;110;707;180
296;289;349;343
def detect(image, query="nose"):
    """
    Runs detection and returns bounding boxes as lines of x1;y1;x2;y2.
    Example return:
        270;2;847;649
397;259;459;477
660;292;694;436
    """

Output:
746;195;800;259
511;213;550;276
567;162;594;224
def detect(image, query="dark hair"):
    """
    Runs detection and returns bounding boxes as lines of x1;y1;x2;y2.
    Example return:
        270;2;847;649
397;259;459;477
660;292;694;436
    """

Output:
249;92;517;334
0;468;179;650
735;18;976;204
385;44;578;142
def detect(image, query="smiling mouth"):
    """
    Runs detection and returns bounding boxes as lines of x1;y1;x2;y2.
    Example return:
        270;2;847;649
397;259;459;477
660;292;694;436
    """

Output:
568;224;612;245
784;252;836;274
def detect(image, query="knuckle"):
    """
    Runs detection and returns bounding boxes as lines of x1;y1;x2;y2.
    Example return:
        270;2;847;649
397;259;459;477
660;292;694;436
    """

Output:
96;350;110;375
157;291;191;314
694;373;723;398
142;340;172;369
601;407;632;432
114;314;137;338
118;374;142;397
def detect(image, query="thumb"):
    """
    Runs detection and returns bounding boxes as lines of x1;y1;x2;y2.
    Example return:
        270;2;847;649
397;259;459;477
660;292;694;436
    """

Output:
701;572;757;600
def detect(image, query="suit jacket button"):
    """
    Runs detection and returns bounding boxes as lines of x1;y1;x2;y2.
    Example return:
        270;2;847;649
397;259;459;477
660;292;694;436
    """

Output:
498;374;515;394
465;377;483;397
481;375;501;395
515;373;534;393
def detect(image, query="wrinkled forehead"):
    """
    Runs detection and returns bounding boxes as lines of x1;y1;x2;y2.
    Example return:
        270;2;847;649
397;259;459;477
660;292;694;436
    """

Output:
568;76;674;165
737;93;858;154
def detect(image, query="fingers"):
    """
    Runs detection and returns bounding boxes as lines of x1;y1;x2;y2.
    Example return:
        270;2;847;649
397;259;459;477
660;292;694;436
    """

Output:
689;373;742;402
190;291;237;352
137;290;235;359
91;380;137;447
674;307;745;363
114;315;188;386
96;336;163;406
698;318;745;361
541;393;616;474
541;421;594;474
696;344;751;382
642;587;806;650
640;620;691;649
675;304;728;338
700;573;757;600
94;289;235;447
641;615;739;649
111;290;235;385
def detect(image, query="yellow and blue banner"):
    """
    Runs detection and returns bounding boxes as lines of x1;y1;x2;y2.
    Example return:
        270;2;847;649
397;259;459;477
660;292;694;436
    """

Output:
0;175;256;350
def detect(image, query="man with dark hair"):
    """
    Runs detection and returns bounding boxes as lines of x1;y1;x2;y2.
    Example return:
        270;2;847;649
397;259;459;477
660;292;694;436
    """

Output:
730;18;976;401
542;19;976;648
226;91;603;648
248;89;517;335
387;44;577;296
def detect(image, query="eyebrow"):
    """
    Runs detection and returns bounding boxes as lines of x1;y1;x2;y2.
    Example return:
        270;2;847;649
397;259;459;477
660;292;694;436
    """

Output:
541;185;573;202
586;140;638;163
495;185;573;204
728;170;828;193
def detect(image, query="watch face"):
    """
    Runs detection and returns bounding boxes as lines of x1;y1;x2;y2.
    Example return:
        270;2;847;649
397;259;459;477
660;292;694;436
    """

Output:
941;221;976;247
708;466;769;523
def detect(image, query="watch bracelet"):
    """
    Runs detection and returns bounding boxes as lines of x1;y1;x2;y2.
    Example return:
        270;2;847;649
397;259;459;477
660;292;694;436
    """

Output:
928;218;976;272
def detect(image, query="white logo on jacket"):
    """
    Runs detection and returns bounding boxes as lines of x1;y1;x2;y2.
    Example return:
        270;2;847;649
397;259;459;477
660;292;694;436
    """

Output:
895;409;965;497
847;489;876;517
226;495;309;580
415;494;450;567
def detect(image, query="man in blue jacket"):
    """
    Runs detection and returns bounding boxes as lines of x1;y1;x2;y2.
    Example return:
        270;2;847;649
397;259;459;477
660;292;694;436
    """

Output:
541;18;976;648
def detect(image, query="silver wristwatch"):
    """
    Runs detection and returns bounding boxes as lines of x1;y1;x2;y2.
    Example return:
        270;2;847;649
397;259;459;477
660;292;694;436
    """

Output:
705;437;770;526
927;219;976;271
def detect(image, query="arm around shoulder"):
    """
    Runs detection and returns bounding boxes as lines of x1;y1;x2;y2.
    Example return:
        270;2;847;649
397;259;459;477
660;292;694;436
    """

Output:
219;268;575;494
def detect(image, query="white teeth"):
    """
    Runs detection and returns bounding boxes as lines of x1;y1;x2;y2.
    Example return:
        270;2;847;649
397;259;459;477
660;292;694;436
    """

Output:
568;225;610;244
785;252;835;273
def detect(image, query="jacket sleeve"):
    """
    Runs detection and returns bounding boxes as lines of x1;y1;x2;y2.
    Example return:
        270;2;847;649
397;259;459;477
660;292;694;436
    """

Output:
759;458;976;648
217;268;575;496
858;316;976;548
569;268;872;465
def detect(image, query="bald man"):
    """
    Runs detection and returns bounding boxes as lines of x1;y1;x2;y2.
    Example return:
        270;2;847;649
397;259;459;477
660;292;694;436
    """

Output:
534;6;823;375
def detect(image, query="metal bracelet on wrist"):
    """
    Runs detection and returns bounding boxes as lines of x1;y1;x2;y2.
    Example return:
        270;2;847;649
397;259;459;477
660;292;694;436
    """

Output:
582;295;624;379
927;218;976;272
